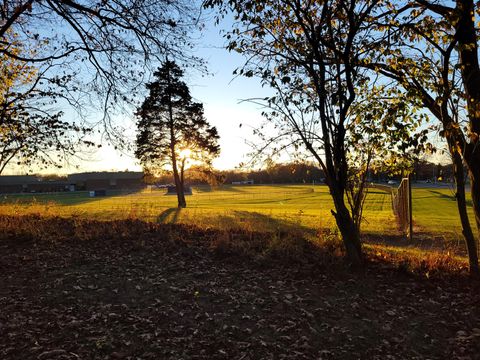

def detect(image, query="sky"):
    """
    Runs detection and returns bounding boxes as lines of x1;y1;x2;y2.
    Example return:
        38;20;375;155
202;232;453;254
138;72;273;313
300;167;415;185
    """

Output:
83;17;275;174
3;7;450;176
4;11;273;175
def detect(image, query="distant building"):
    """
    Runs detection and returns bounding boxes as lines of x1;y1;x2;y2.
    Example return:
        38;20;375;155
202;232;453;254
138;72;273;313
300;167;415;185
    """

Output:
232;179;254;185
68;171;145;191
0;175;37;194
0;175;73;194
166;185;192;195
0;171;146;194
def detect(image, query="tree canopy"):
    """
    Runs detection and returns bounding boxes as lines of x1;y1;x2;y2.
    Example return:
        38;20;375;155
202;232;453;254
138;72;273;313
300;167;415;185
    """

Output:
0;31;91;174
205;0;430;266
0;0;204;176
353;0;480;274
136;60;220;208
0;0;204;139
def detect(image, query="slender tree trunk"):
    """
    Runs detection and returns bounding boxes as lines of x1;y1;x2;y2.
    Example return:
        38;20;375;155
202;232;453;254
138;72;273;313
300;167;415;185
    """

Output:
329;184;364;268
171;154;186;208
180;158;186;188
449;141;479;275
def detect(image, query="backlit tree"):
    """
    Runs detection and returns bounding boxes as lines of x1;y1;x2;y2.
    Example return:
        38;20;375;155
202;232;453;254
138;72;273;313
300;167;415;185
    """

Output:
135;60;220;208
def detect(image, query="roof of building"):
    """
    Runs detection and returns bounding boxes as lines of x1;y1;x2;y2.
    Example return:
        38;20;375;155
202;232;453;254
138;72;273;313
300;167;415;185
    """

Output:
0;175;38;185
67;171;144;182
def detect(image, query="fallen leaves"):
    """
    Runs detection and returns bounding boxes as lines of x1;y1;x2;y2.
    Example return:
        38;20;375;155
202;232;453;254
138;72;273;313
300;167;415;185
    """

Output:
0;216;479;359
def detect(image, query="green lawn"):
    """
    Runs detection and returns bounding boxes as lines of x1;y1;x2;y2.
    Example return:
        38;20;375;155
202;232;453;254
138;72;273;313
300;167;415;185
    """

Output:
411;187;476;239
0;184;475;240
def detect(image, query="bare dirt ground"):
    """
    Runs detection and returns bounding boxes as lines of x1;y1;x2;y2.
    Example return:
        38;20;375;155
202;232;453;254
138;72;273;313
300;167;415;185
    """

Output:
0;216;479;360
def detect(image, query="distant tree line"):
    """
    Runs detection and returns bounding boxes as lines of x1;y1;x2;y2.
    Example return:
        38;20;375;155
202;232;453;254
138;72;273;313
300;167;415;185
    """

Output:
146;159;456;186
412;161;454;183
147;162;323;185
221;163;325;185
371;160;456;184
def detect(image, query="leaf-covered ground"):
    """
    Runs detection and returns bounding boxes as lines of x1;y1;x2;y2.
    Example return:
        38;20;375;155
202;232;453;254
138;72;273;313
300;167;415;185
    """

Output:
0;216;479;359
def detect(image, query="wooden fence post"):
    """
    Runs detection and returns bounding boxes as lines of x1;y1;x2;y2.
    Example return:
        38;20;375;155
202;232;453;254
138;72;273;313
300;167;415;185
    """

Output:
408;174;413;241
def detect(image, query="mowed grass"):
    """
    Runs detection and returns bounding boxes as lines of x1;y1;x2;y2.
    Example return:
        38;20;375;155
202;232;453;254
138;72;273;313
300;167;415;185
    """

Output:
0;184;474;240
412;187;476;239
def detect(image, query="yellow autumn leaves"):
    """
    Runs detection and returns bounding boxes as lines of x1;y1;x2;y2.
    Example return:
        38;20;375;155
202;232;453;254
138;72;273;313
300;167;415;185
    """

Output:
0;31;37;105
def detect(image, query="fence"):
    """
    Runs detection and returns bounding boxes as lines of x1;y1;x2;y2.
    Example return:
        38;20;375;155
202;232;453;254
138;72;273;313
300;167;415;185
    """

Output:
369;178;413;240
392;177;413;240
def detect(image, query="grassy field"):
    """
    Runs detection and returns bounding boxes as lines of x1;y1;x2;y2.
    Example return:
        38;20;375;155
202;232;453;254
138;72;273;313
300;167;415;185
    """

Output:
0;184;475;242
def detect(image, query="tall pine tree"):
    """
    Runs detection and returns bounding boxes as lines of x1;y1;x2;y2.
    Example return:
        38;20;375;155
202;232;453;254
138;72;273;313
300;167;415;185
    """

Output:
135;61;220;208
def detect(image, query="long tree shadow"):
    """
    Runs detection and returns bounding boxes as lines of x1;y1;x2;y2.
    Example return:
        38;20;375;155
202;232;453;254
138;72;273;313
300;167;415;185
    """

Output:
426;189;474;207
213;185;246;193
213;210;317;237
192;186;212;193
193;185;249;193
157;207;182;224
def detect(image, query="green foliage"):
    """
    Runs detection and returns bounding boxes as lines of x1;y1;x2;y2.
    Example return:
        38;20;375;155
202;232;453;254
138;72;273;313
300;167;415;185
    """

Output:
348;84;433;175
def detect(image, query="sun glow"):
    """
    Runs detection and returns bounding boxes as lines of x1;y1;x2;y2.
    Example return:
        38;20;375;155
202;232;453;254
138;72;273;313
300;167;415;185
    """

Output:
179;148;192;160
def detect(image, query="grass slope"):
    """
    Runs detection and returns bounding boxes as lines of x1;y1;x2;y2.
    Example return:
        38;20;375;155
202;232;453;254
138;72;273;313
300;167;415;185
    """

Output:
0;184;475;241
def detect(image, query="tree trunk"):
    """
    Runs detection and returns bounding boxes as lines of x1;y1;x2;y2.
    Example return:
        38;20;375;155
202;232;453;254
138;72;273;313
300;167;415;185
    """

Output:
469;159;480;234
455;0;480;238
172;156;186;208
180;158;186;189
330;185;364;268
450;143;479;275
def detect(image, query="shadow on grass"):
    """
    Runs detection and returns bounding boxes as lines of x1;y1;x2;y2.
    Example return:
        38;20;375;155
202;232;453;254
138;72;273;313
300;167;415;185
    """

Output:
193;184;263;193
212;185;246;193
155;207;318;237
212;210;318;236
179;185;245;194
157;208;182;224
428;189;455;200
426;189;474;208
192;185;216;193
